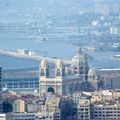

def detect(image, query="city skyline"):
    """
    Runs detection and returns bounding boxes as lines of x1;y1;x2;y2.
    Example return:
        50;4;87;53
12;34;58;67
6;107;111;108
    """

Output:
0;0;120;120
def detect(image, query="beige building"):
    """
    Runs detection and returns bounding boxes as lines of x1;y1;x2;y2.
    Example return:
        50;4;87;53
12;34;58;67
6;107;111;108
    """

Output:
91;90;120;103
41;94;61;120
113;90;120;98
13;99;25;113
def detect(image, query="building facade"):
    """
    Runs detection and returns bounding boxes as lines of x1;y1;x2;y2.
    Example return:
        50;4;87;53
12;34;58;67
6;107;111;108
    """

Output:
6;112;54;120
2;68;39;95
13;99;25;113
41;95;61;120
77;98;91;120
39;58;65;97
91;102;120;120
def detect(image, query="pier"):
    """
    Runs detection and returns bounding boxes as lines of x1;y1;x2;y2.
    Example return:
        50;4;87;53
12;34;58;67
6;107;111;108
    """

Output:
0;49;70;64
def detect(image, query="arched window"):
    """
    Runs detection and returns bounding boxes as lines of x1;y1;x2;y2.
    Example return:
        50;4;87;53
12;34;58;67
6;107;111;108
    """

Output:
56;69;61;76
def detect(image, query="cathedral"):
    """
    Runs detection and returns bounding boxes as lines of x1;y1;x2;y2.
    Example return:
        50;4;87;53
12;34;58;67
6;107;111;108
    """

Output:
39;47;101;97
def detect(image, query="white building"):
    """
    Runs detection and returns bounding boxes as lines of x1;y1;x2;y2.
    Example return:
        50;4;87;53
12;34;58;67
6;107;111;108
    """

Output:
110;27;118;34
17;49;35;56
77;98;91;120
0;114;6;120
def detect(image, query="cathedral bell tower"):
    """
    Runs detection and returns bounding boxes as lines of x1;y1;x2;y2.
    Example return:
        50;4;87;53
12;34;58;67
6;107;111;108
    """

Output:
39;58;49;97
40;58;49;78
55;60;65;78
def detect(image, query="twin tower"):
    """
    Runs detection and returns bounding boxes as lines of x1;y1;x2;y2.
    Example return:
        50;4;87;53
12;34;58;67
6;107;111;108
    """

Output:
39;58;66;97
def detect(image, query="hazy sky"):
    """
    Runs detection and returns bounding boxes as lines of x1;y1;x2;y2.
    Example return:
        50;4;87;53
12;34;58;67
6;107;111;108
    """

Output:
0;0;94;10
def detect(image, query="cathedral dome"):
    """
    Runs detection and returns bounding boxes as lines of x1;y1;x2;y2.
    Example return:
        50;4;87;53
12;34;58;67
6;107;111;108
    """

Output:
71;47;86;67
88;67;98;76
